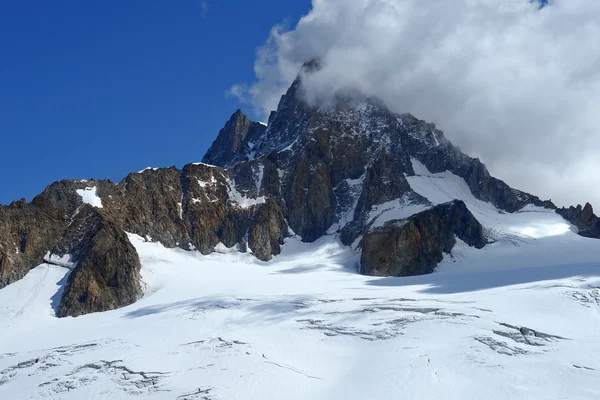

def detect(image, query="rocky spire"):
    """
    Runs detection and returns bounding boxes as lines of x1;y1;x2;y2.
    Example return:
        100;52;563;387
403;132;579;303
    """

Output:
202;109;267;168
557;202;600;238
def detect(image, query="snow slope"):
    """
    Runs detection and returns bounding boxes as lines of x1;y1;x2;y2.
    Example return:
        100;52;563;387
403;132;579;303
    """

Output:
76;187;103;208
1;164;600;399
407;158;573;242
1;230;599;399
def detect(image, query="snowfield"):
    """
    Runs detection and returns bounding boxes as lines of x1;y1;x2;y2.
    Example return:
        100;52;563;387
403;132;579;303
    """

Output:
2;169;600;399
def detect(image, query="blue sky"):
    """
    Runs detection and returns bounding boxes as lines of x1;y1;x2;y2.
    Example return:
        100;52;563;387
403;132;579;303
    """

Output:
0;1;310;204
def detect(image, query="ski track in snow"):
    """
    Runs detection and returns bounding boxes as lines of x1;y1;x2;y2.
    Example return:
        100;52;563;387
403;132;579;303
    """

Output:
2;166;600;399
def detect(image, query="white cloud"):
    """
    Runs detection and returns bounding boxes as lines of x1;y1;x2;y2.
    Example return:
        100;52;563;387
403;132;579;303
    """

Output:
200;0;208;17
233;0;600;208
226;84;247;101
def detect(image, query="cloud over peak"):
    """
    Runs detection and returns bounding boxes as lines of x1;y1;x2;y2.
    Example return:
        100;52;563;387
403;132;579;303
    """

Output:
232;0;600;208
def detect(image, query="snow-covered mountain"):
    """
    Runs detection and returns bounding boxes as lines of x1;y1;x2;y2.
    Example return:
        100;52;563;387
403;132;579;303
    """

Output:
1;63;600;399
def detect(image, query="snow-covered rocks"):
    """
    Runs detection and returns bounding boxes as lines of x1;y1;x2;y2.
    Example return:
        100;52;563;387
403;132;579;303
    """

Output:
76;187;103;208
361;200;486;277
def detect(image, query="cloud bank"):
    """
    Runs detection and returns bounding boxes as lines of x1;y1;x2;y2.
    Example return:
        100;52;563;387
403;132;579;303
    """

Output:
232;0;600;208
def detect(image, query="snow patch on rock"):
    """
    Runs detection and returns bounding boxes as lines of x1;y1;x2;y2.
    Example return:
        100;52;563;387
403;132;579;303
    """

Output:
43;252;77;269
137;167;158;173
407;158;571;241
227;178;266;208
198;174;217;188
368;195;429;229
76;187;103;208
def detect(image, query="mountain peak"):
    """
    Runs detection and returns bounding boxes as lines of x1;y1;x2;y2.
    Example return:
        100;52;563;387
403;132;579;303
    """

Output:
3;61;596;323
201;110;267;168
300;58;323;74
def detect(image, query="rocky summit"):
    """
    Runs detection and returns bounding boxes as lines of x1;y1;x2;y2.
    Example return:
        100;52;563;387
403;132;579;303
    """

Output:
0;64;598;317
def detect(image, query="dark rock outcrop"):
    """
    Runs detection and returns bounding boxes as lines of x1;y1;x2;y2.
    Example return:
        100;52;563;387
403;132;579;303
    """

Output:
202;110;267;168
360;200;486;277
284;136;336;242
557;203;600;239
110;167;188;248
0;179;116;289
55;206;142;317
248;199;288;261
0;150;293;316
0;198;67;287
203;70;556;249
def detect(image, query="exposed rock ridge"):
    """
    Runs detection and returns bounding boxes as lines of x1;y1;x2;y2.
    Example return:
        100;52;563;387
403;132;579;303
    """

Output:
201;110;267;168
557;203;600;239
0;158;289;317
203;69;555;248
360;200;486;277
55;206;143;317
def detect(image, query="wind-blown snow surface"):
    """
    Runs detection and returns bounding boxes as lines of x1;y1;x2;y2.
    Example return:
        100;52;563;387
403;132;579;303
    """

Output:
2;176;600;399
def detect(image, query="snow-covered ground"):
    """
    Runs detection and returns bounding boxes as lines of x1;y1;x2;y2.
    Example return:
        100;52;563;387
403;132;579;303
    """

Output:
2;168;600;399
2;229;599;399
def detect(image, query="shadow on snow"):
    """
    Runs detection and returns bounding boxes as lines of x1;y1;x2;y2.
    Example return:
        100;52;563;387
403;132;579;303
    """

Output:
121;295;320;326
366;262;600;294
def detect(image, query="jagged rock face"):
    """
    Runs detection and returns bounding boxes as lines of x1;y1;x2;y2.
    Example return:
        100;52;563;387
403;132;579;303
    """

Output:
202;72;554;248
283;128;336;242
0;199;66;287
0;180;144;318
56;206;142;317
248;199;288;261
202;110;267;168
0;179;113;289
0;148;293;317
397;114;554;213
558;203;600;239
179;161;290;258
181;163;229;253
109;167;189;248
360;200;486;277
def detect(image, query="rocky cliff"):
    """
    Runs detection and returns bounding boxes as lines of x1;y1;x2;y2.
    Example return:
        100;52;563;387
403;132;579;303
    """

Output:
1;63;598;316
557;203;600;239
360;200;486;277
0;160;291;317
202;110;267;168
